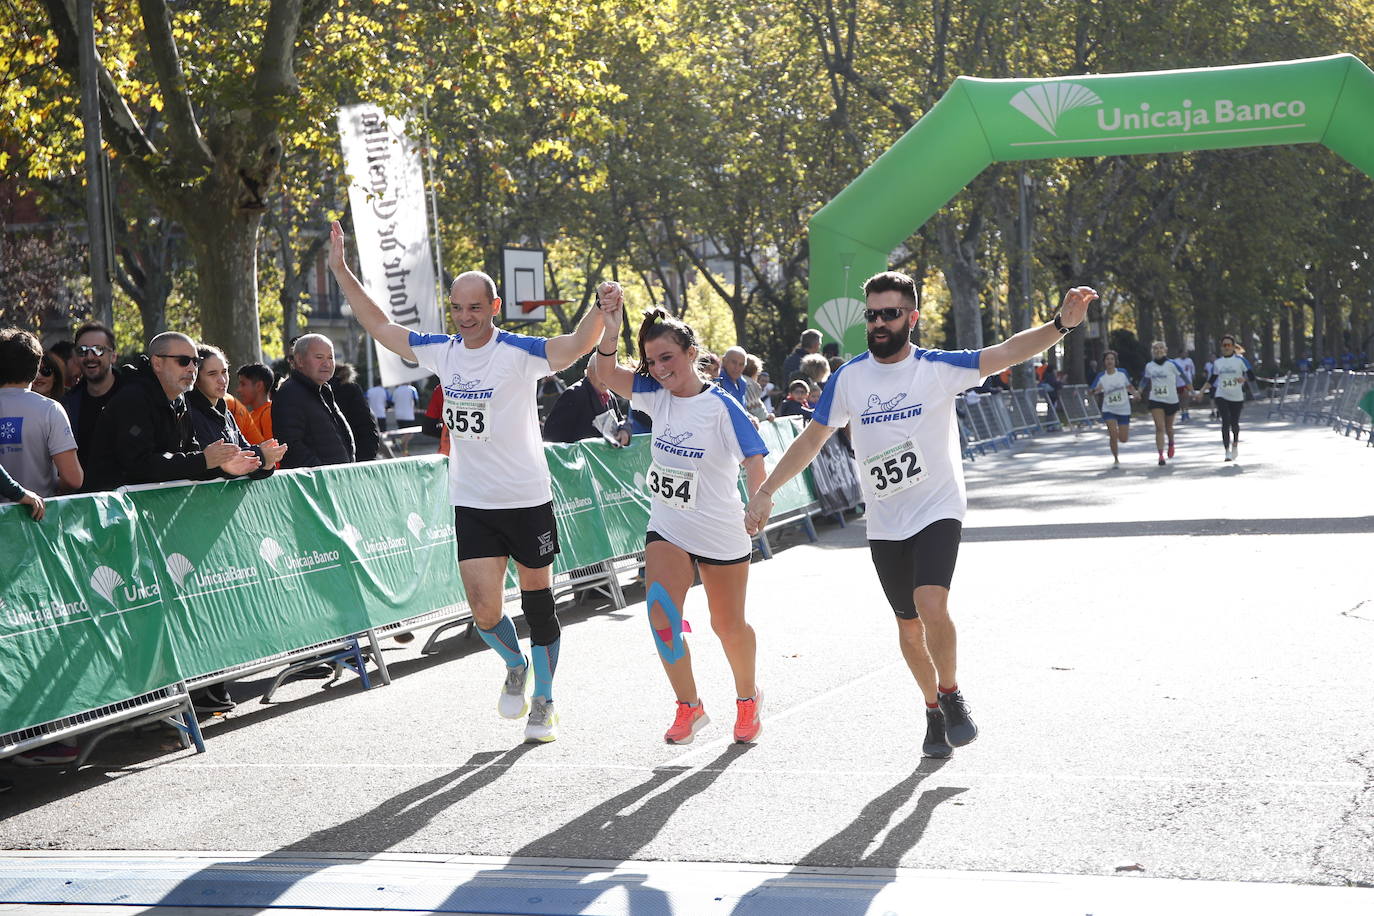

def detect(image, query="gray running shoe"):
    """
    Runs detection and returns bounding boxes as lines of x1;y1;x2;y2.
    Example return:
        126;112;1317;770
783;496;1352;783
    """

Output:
524;696;558;743
922;708;952;758
498;659;530;719
937;689;978;747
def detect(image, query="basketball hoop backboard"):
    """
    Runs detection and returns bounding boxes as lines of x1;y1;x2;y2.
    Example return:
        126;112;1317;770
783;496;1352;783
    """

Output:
501;247;546;324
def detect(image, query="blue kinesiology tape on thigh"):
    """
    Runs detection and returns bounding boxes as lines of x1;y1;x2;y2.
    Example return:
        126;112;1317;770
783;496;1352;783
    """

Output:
646;581;686;664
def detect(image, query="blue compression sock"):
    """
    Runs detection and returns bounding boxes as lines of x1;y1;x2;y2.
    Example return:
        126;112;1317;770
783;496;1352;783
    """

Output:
477;616;525;668
531;638;560;701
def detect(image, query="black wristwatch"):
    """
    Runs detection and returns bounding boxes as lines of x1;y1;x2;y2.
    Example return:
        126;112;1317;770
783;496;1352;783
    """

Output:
1053;314;1079;334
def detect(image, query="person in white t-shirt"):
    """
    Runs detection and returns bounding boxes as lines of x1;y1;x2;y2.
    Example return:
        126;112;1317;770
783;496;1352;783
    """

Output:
592;284;770;745
744;270;1096;759
1203;334;1256;462
1176;354;1196;421
391;382;419;425
1140;341;1191;466
364;382;390;431
1090;350;1139;467
326;221;609;744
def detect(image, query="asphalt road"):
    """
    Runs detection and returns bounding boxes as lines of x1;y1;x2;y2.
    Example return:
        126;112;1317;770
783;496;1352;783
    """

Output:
2;416;1371;901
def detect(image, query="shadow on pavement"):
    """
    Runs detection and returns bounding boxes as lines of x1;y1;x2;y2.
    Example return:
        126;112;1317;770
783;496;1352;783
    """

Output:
727;757;961;914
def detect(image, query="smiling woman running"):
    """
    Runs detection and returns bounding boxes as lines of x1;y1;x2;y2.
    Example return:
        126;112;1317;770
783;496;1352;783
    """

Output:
592;283;769;745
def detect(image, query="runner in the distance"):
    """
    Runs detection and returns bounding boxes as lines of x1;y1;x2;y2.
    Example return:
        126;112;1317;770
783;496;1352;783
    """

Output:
327;221;610;743
1090;350;1138;466
1204;334;1255;462
592;282;769;745
744;271;1096;758
1140;341;1190;466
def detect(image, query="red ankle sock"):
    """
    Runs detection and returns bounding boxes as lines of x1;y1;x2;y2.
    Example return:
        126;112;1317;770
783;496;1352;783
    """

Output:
938;683;958;695
926;701;940;709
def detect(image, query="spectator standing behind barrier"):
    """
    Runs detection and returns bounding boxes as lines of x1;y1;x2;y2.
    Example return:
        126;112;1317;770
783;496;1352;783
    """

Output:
187;345;286;476
31;351;66;401
783;329;822;381
799;352;831;394
392;381;419;428
61;322;123;484
85;333;261;491
330;362;382;461
740;354;771;421
745;271;1097;762
776;379;814;421
592;290;769;746
365;379;390;431
0;328;83;499
234;363;275;442
542;358;630;446
714;346;749;407
273;335;356;469
327;220;610;744
50;340;80;391
421;382;450;457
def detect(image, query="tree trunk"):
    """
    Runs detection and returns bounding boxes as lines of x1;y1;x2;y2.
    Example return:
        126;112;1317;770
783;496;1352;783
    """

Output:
1136;295;1157;351
1260;318;1275;373
1311;297;1323;366
185;212;264;368
936;215;984;352
1279;310;1291;369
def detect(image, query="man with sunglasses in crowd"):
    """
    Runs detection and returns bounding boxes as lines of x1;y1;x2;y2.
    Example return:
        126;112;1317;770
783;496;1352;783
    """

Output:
745;271;1096;760
85;332;261;491
61;323;125;484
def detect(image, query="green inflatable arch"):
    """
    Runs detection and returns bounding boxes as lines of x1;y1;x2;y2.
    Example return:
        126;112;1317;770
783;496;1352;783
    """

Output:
808;53;1374;355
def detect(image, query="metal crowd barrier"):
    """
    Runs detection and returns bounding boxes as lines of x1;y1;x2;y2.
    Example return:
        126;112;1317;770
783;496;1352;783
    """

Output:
1328;370;1373;441
1057;385;1102;429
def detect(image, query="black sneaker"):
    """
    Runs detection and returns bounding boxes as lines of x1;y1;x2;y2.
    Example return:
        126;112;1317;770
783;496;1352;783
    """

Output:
923;708;952;758
937;689;978;747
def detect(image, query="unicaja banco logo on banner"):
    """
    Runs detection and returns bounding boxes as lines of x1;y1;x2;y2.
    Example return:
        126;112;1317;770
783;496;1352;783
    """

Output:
1009;81;1309;140
89;564;158;606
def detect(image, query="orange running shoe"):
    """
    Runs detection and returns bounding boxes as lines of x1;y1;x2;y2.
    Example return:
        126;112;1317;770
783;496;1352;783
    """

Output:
664;701;709;744
734;689;764;743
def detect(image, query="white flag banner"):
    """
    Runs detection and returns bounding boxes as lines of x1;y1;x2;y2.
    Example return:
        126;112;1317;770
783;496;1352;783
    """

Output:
337;104;442;387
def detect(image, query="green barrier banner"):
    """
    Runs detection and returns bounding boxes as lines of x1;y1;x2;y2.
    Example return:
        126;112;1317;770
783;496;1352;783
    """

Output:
546;442;615;573
578;436;653;559
0;494;181;734
809;54;1374;355
126;457;461;679
752;417;817;516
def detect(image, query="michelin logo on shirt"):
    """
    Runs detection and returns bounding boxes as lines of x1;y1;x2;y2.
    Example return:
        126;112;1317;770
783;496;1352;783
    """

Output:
444;373;493;400
653;426;704;459
860;392;924;425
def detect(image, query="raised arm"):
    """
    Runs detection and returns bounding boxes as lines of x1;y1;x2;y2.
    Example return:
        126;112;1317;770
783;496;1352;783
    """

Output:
326;221;419;362
743;420;836;534
545;290;609;371
589;281;637;400
979;286;1097;378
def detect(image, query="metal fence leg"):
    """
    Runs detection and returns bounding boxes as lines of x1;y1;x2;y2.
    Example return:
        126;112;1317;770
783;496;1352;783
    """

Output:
802;515;819;543
365;627;393;686
600;559;627;609
754;532;773;560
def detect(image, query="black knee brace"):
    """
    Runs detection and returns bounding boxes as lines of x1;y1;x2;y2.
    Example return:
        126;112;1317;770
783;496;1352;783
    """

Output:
521;588;560;646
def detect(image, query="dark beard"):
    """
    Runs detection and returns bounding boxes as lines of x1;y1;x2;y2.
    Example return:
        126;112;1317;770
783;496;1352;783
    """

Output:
867;320;911;359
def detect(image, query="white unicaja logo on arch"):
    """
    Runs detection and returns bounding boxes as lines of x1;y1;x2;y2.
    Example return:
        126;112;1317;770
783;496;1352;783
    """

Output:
1009;83;1103;136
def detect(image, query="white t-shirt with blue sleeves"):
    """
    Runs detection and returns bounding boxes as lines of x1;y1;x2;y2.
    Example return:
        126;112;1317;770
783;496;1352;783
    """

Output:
631;375;768;561
815;346;985;541
1091;369;1133;417
1211;354;1252;402
408;328;553;509
1140;359;1189;404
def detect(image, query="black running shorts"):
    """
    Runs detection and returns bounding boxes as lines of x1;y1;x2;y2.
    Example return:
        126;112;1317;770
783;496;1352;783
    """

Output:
868;518;963;619
454;502;560;568
645;530;751;566
1147;399;1180;416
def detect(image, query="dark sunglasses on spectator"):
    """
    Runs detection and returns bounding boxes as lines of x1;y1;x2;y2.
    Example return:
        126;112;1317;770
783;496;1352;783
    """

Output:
77;345;112;357
155;353;203;368
864;307;911;322
38;366;53;377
